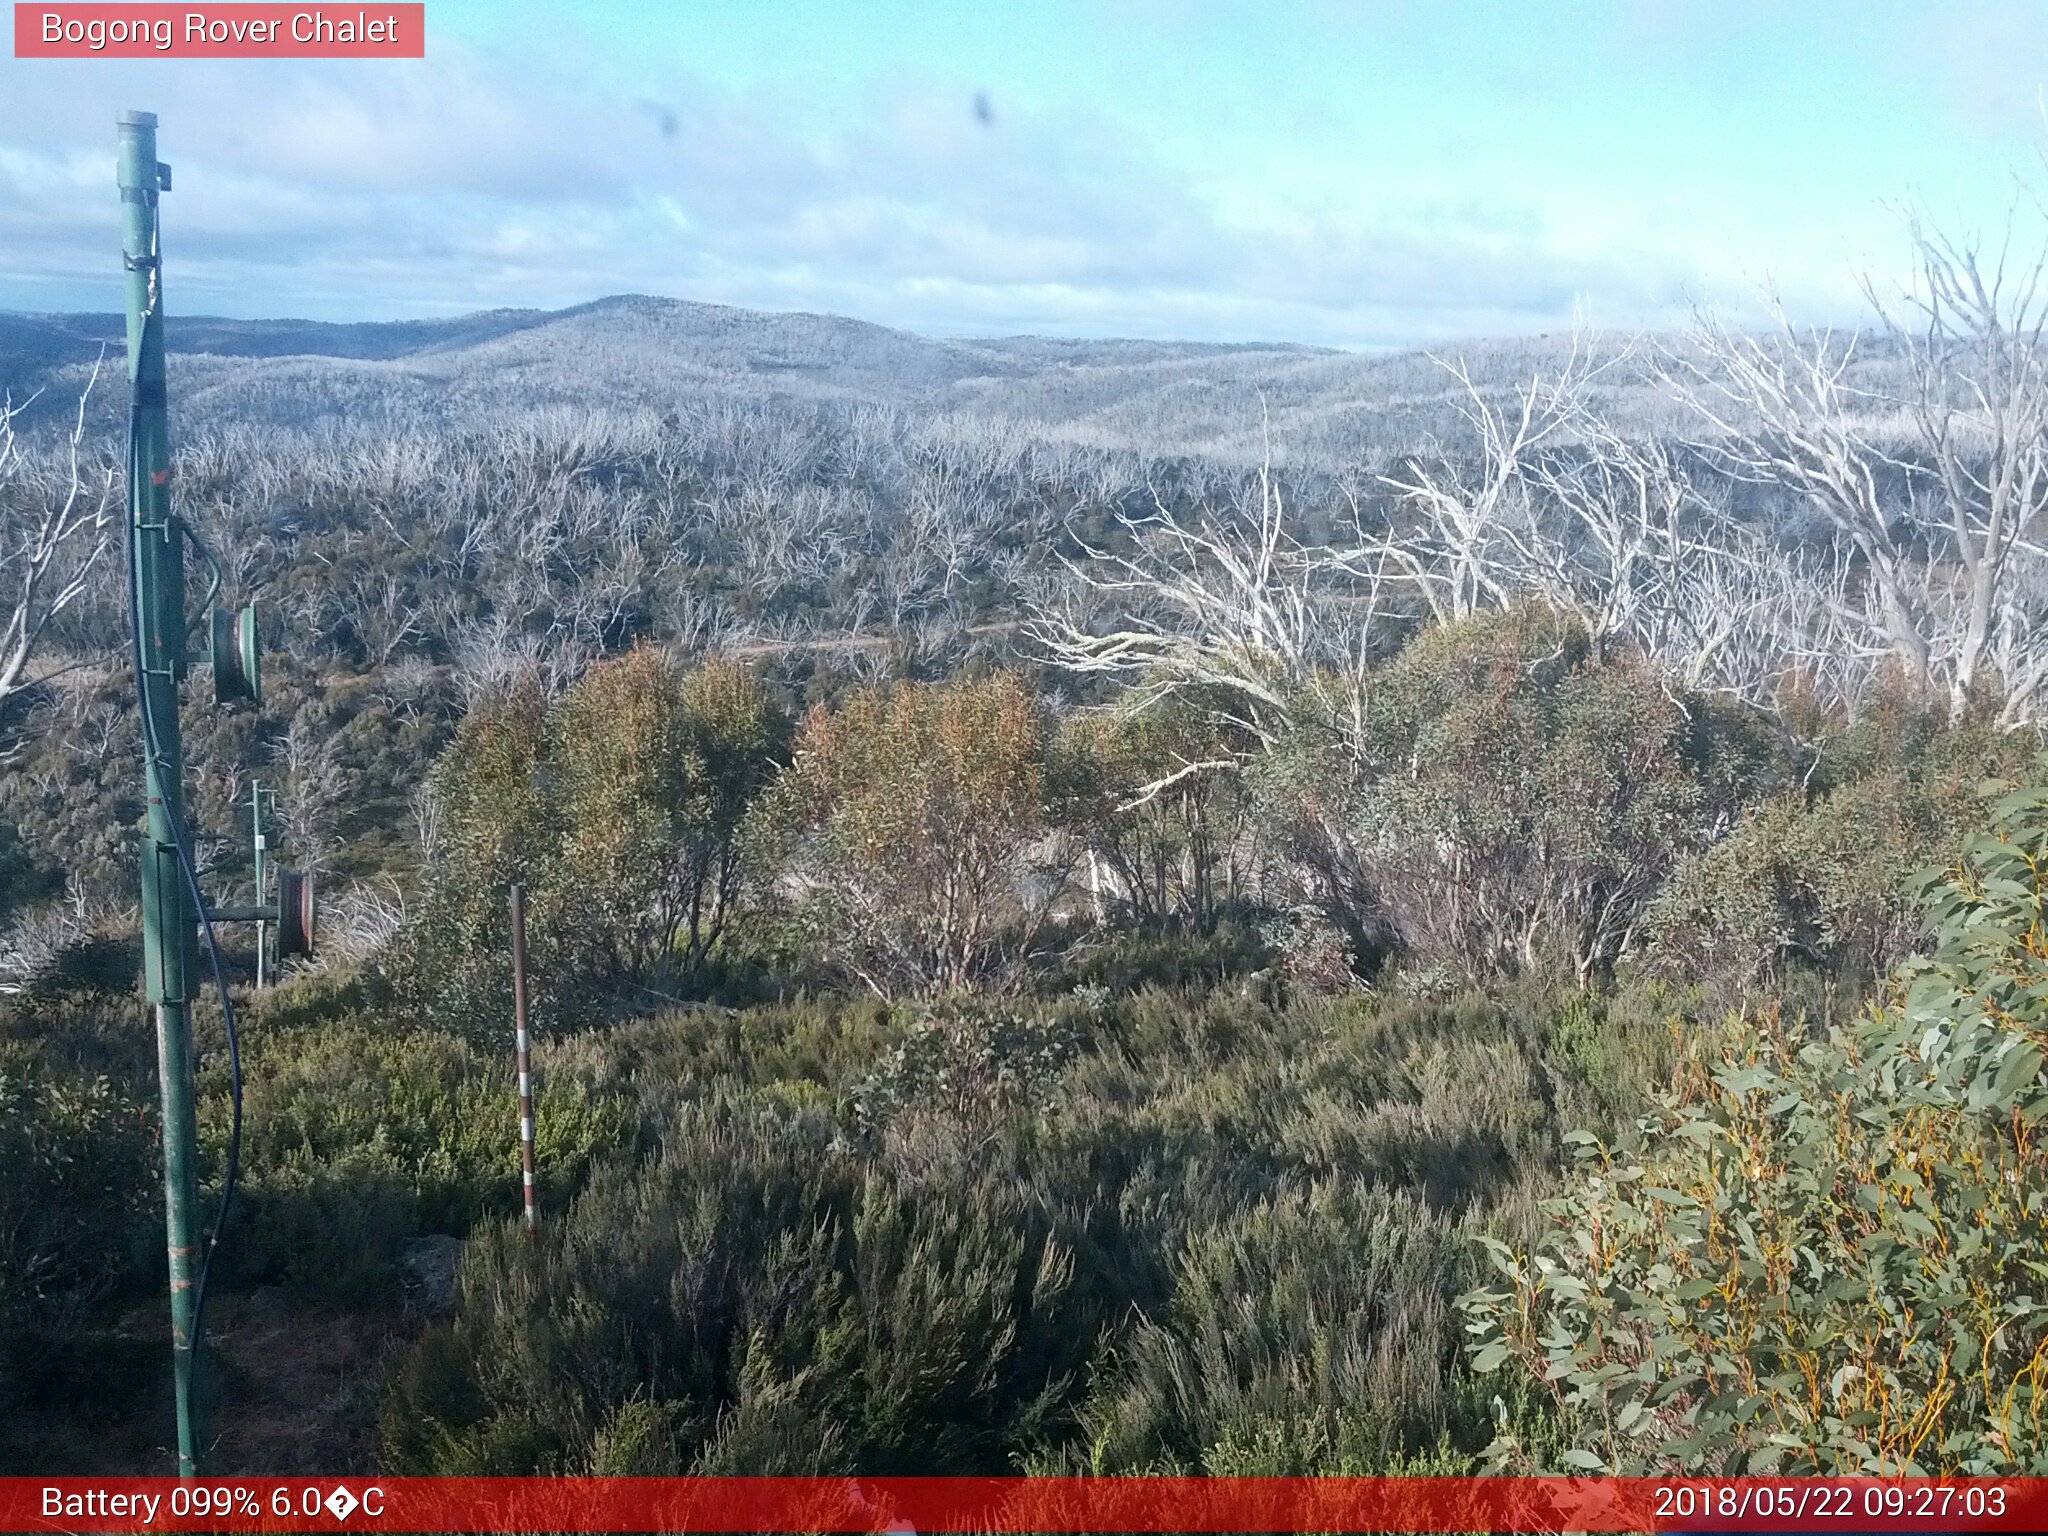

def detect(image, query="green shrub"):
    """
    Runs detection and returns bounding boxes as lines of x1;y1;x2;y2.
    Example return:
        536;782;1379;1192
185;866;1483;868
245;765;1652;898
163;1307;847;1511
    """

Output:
381;1088;1080;1474
375;969;1636;1477
0;979;160;1404
1541;977;1708;1134
1055;1179;1465;1473
1649;724;2040;994
763;673;1070;997
547;649;790;981
1257;608;1778;984
199;1006;637;1302
851;1002;1088;1135
1053;919;1274;995
0;1058;156;1394
1461;785;2048;1473
388;653;788;1036
386;680;552;1036
1051;700;1261;929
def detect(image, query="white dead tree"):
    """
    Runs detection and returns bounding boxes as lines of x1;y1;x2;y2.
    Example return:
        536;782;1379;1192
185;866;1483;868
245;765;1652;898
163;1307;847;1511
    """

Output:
1665;312;1936;695
0;366;118;733
340;567;426;667
1506;416;1867;710
312;876;408;967
269;712;345;874
0;873;104;997
1370;335;1619;622
1670;210;2048;725
1511;413;1697;653
1032;342;1655;782
448;612;589;708
1885;216;2048;724
1339;334;1838;710
1029;451;1390;779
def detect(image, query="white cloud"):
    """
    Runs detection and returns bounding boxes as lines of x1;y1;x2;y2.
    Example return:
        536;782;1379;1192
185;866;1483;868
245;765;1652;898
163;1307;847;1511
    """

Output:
0;44;1878;345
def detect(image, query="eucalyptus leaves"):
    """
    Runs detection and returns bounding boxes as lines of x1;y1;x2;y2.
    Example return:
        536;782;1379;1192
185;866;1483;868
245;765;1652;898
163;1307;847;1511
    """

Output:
1461;783;2048;1473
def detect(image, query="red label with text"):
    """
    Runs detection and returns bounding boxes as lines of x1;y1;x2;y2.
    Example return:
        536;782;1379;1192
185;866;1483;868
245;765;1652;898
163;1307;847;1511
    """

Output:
14;4;424;57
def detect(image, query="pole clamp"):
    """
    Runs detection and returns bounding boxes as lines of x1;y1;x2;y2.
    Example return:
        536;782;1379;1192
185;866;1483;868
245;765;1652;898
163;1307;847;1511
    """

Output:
124;252;161;271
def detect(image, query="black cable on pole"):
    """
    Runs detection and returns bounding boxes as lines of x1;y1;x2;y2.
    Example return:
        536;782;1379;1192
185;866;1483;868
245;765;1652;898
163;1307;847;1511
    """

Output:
125;296;244;1363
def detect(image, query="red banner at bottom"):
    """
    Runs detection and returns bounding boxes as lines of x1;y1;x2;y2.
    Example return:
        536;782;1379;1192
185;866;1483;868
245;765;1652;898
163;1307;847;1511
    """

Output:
2;1475;2041;1534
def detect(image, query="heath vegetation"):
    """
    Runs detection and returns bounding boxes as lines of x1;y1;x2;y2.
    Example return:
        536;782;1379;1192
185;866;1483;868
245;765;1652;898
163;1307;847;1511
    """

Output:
8;206;2048;1475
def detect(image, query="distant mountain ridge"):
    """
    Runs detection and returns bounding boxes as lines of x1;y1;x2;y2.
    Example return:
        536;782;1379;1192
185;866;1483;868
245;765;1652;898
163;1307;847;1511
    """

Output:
1;294;1327;385
0;293;1644;462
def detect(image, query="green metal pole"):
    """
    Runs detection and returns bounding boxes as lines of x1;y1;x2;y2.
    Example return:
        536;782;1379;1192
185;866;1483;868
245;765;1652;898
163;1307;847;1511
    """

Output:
119;108;203;1479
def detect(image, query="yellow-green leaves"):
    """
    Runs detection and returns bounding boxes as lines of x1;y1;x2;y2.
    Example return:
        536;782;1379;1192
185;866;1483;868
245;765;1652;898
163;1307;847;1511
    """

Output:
1458;785;2048;1474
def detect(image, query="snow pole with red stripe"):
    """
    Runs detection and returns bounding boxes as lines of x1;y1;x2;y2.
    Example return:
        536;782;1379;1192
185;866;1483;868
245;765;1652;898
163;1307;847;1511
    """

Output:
510;883;538;1240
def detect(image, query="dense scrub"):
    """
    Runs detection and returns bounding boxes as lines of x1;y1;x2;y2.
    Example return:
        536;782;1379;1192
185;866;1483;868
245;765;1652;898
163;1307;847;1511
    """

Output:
1465;789;2048;1473
10;314;2048;1482
17;181;2048;1479
380;978;1675;1475
1257;606;1781;980
386;649;788;1037
7;614;2039;1473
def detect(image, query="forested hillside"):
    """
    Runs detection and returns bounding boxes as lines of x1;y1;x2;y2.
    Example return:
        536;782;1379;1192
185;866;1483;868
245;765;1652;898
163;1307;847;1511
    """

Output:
7;219;2048;1475
0;296;1684;457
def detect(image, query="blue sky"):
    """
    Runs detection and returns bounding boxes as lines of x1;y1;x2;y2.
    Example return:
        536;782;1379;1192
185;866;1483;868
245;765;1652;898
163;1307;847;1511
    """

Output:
3;0;2047;347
